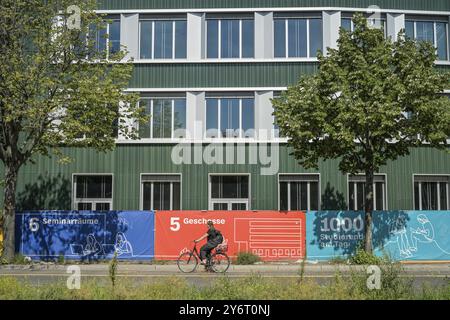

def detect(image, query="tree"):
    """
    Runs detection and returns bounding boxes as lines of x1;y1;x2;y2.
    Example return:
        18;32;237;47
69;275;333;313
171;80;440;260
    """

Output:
0;0;143;261
272;14;450;254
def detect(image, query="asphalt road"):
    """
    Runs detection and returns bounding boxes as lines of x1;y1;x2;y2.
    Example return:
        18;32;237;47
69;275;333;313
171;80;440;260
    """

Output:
0;263;449;288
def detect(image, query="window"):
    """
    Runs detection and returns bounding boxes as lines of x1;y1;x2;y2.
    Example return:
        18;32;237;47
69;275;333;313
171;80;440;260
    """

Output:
89;18;121;58
274;16;322;58
210;175;249;210
341;16;387;37
414;175;449;210
141;175;181;210
279;175;319;211
139;98;186;139
405;19;449;61
348;175;387;211
206;17;254;58
139;18;187;59
73;175;113;211
206;97;254;138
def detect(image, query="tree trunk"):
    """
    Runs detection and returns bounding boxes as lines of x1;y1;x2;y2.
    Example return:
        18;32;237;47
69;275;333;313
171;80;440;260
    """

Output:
2;165;19;261
364;170;374;254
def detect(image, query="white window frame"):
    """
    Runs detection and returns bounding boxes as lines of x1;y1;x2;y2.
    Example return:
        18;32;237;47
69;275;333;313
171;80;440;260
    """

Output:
205;18;254;59
72;173;114;211
413;174;450;211
106;18;121;59
347;173;388;211
139;173;182;211
138;97;186;140
205;96;255;139
138;18;187;60
405;19;450;61
278;173;321;211
273;17;324;59
208;173;251;210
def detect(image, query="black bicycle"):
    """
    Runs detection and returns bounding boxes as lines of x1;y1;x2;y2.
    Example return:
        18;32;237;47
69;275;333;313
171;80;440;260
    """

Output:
177;242;230;273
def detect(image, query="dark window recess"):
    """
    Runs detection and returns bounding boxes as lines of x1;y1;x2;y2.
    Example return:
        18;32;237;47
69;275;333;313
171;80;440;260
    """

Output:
76;176;112;199
211;176;249;199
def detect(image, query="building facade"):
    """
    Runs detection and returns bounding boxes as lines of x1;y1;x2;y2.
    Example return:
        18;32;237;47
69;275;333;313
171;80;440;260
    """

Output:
2;0;450;212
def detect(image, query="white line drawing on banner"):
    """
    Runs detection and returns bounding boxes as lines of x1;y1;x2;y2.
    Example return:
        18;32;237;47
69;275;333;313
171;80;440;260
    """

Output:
114;232;133;256
409;214;450;255
234;218;303;258
387;214;450;258
83;234;105;256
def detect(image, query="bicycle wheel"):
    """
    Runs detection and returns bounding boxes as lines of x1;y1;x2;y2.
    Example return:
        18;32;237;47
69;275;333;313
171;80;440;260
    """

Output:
177;252;198;273
210;253;230;273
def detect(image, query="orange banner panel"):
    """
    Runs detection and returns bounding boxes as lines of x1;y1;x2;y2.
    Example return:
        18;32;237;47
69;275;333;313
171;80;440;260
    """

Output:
155;211;305;261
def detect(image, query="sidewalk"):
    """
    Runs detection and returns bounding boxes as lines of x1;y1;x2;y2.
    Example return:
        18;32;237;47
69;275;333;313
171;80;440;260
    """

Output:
1;263;449;276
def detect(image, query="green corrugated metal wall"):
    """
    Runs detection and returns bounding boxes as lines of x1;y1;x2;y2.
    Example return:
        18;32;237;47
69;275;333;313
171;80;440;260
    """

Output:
97;0;450;11
130;63;450;89
1;145;448;211
129;62;318;88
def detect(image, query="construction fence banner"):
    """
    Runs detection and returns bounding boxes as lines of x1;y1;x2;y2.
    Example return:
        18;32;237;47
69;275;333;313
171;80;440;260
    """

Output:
15;211;155;261
154;211;306;261
306;211;450;261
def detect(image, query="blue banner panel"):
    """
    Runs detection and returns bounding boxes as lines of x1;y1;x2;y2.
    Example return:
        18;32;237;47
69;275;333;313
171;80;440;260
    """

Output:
16;211;154;261
306;211;450;261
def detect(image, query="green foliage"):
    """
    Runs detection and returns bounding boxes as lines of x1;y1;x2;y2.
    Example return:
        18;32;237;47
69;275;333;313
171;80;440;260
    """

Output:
0;272;447;300
0;0;143;163
349;247;385;265
273;14;450;175
109;251;118;289
235;252;261;265
329;256;349;265
8;253;32;265
0;0;146;261
57;254;65;265
272;13;450;253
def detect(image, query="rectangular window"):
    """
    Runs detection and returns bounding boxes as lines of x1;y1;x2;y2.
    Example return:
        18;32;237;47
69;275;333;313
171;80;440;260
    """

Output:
340;16;387;37
139;98;186;139
348;175;387;211
405;19;449;61
139;19;187;59
414;175;449;210
274;17;322;58
210;175;249;210
205;97;255;138
74;175;113;211
279;174;320;211
89;18;121;59
109;19;121;55
207;18;254;59
142;175;181;210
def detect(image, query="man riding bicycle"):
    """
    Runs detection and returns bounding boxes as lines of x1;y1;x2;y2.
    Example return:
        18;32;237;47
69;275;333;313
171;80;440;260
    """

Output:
194;220;224;266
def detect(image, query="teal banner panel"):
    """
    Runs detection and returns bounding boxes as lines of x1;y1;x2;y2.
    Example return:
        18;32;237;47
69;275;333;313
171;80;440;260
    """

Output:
306;211;450;261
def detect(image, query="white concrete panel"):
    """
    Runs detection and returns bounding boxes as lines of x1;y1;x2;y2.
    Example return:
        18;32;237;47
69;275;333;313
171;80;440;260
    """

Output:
121;13;139;61
255;12;274;59
255;91;274;140
387;13;405;42
187;13;206;60
187;91;206;140
323;11;341;55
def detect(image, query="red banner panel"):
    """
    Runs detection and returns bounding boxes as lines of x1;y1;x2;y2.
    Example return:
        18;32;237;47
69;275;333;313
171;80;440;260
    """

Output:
155;211;306;261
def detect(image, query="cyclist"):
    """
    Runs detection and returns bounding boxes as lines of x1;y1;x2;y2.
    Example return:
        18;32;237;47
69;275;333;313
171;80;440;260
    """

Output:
194;220;224;266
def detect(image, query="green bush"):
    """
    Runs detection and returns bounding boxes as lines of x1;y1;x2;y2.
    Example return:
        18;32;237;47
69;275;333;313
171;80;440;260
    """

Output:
349;248;384;265
235;252;261;265
57;254;65;265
